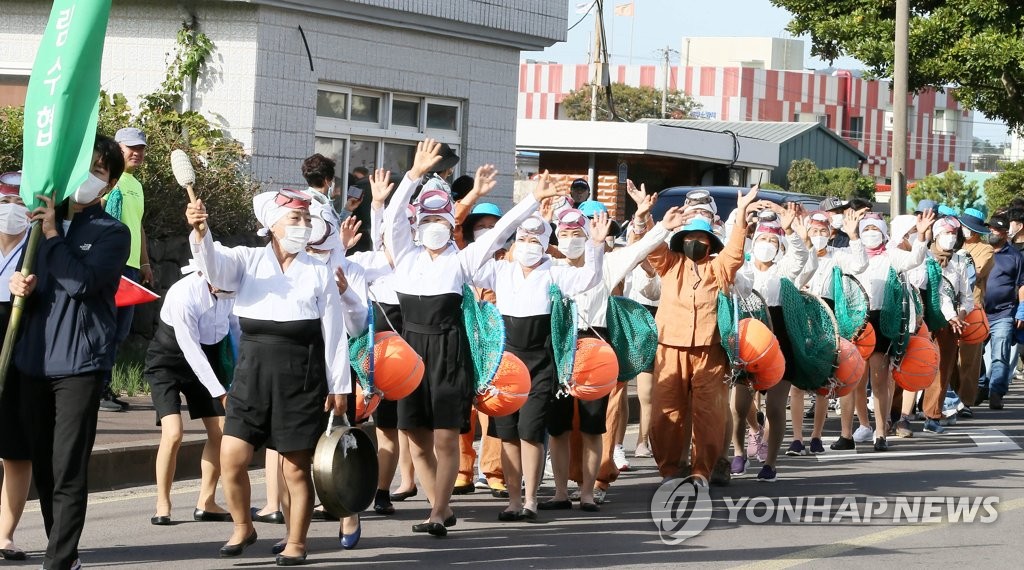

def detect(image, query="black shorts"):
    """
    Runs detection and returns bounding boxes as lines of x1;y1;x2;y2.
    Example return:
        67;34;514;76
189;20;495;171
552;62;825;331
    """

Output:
547;394;609;437
224;318;329;454
490;315;555;444
768;306;796;380
372;399;399;430
0;367;30;460
147;371;225;425
867;310;892;355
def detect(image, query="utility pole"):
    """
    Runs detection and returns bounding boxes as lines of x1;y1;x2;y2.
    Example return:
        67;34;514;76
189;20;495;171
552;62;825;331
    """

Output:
656;46;679;118
891;0;910;216
588;0;606;195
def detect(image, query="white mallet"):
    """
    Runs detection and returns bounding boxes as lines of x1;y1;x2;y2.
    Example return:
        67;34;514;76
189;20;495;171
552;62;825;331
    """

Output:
170;149;203;231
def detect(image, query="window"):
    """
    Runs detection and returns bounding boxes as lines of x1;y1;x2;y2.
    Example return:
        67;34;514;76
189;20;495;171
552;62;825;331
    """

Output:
848;117;864;140
315;85;462;179
0;73;29;107
932;109;955;134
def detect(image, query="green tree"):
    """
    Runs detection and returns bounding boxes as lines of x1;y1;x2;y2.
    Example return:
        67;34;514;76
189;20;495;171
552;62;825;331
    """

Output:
909;165;981;213
821;167;876;201
771;0;1024;131
984;161;1024;214
560;83;701;122
787;158;826;195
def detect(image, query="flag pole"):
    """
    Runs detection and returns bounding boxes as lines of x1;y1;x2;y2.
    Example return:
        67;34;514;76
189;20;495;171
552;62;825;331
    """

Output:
628;4;636;65
0;223;42;396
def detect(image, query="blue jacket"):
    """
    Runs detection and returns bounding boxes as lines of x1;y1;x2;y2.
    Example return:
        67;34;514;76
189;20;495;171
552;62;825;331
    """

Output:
15;204;130;378
984;243;1024;322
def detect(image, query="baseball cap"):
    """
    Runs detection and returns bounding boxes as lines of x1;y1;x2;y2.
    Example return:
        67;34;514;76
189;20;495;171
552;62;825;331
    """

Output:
914;199;937;214
819;197;848;213
989;214;1010;232
114;127;147;147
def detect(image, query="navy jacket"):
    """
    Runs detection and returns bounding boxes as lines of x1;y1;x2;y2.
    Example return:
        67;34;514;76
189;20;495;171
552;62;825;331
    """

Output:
15;204;130;378
984;243;1024;322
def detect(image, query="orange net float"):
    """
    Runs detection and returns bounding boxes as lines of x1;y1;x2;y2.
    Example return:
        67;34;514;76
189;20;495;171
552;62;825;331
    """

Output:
852;322;876;360
751;346;785;391
354;382;382;422
372;332;425;401
569;338;619;401
477;352;531;417
892;335;940;391
737;318;779;368
959;308;990;345
915;322;931;338
817;338;865;397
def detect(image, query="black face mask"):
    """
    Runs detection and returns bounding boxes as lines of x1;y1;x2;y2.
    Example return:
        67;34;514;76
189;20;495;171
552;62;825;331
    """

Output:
683;239;709;261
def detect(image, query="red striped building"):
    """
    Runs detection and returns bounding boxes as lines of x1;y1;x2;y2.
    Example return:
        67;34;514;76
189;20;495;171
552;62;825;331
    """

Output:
518;63;971;183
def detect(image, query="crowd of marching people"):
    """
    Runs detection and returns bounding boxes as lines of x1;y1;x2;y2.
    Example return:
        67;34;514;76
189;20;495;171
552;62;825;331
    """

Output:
1;133;1023;569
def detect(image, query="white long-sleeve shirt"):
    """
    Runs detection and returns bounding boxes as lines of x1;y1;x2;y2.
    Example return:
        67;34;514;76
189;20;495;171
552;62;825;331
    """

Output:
158;272;238;398
325;247;369;338
0;233;28;303
853;240;929;311
907;250;974;320
190;231;351;394
734;232;811;306
801;240;869;299
383;174;538;295
624;265;661;306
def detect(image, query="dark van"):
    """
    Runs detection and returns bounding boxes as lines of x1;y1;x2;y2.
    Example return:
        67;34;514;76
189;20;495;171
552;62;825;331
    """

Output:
649;186;822;223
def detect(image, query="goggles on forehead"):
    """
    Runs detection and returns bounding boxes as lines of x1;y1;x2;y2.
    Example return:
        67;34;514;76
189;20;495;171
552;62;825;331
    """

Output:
274;189;312;209
0;172;21;186
557;209;588;230
684;189;713;206
418;189;453;215
519;216;547;235
863;212;883;221
757;210;779;222
808;212;831;226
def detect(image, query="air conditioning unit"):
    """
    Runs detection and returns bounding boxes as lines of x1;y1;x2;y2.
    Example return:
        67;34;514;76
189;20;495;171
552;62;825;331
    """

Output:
883;111;894;131
794;113;828;127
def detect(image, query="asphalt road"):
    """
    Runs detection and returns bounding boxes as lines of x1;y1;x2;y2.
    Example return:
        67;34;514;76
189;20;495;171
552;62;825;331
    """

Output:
5;394;1023;569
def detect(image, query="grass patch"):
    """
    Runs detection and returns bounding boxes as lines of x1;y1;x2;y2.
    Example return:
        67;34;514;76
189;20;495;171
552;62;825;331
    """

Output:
110;336;150;397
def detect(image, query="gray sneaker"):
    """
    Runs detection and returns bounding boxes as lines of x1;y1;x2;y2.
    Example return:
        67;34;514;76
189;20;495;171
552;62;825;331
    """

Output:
895;416;913;438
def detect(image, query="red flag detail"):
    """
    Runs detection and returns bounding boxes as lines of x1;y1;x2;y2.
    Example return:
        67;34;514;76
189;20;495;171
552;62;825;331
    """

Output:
115;275;160;308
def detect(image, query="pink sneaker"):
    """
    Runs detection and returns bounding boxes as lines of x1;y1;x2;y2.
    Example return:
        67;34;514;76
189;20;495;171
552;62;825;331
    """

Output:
746;427;765;460
755;430;769;463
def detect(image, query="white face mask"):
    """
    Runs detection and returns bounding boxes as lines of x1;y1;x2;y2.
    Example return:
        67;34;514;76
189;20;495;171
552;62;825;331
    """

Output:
810;235;829;252
514;242;544;267
752;241;779;263
936;233;957;252
418;222;451;250
861;230;884;249
557;236;587;260
213;290;237;300
473;228;493;242
278;225;311;254
830;214;844;230
0;203;29;235
73;173;108;204
308;249;331;263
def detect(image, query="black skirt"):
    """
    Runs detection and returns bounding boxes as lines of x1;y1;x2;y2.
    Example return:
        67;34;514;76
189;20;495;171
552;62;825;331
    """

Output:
144;322;226;425
867;310;892;355
371;302;403;430
224;317;328;453
396;293;474;432
0;302;29;460
547;326;610;437
768;306;796;381
490;315;556;444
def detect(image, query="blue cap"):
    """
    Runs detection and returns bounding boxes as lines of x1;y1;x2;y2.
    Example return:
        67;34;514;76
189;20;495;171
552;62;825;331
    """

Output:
669;218;724;255
959;207;990;234
470;202;502;218
937;204;957;217
114;127;147;147
577;200;608;217
914;199;937;214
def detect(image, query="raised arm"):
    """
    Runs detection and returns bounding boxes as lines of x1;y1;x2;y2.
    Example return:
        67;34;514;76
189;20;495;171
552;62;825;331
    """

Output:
166;285;227;399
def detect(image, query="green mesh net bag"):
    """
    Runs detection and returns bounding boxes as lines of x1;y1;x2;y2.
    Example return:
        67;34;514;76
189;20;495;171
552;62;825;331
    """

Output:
215;335;236;390
922;258;949;333
881;268;912;359
606;296;658;381
717;289;772;384
348;301;376;394
461;284;507;393
832;267;869;340
550;285;579;396
780;278;838;390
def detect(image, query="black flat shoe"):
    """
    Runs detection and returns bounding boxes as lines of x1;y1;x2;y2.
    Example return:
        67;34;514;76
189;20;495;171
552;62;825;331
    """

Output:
521;508;538;522
150;515;171;526
0;548;27;561
443;514;457;527
580;502;600;512
538;499;572;510
427;522;447;537
311;507;339;521
219;529;257;557
373;489;395;515
452;483;475;495
498;510;523;522
194;508;232;522
491;488;510;498
873;437;889;452
390;488;418;501
276;551;307;566
271;542;287;555
251;507;285;524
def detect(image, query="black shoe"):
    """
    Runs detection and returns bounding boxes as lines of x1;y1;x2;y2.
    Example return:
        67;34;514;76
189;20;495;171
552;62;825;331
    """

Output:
580;502;600;512
520;508;538;522
390;488;418;501
150;515;171;526
99;396;125;412
110;394;130;408
452;483;475;495
271;542;287;555
251;507;285;524
311;507;339;521
412;514;455;533
873;437;889;452
990;393;1005;410
957;407;974;419
427;522;447;537
219;529;257;557
976;387;989;407
276;551;307;566
498;510;523;522
194;508;232;522
443;514;457;527
490;488;510;498
538;499;572;510
373;489;395;515
830;436;855;450
1;548;28;561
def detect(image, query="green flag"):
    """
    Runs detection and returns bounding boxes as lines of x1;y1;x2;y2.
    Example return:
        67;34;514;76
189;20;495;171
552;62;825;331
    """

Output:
20;0;112;209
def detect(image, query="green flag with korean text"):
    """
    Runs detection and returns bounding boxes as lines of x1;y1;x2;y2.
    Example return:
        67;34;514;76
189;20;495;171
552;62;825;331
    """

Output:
20;0;112;209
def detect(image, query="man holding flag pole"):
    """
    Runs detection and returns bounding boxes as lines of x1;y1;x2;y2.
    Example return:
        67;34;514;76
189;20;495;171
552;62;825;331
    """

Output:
0;1;123;568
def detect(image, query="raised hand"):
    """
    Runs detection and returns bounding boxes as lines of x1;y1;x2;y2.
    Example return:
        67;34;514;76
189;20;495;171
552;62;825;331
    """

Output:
792;213;808;242
335;266;349;295
539;196;557;222
626;179;647;206
660;206;692;231
532;170;569;202
409;138;443;179
369;168;394;209
589;212;612;245
916;209;936;237
779;202;798;232
472;164;498;197
736;184;760;223
341;217;363;250
634;192;658;220
186;198;208;239
844;207;867;238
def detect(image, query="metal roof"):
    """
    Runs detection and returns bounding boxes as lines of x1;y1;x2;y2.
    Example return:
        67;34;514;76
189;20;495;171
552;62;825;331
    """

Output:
638;119;867;160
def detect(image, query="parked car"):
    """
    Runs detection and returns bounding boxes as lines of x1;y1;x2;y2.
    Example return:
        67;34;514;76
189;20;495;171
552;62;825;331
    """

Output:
649;186;822;223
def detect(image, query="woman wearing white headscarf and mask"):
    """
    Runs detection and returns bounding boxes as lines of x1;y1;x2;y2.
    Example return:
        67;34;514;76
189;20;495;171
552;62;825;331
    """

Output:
186;189;350;564
830;211;933;453
382;140;564;536
470;211;608;521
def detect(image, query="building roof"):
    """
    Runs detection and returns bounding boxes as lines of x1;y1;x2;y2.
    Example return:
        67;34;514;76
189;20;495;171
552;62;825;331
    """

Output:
637;119;867;161
516;120;779;169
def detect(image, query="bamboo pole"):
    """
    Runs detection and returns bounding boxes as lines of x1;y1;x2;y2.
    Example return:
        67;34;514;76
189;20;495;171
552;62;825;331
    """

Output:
0;223;43;397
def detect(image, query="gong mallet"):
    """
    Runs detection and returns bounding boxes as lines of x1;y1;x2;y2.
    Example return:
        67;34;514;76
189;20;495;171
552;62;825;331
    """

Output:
170;149;203;231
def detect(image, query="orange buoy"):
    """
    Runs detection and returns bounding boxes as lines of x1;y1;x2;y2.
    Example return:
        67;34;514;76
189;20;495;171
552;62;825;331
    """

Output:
817;338;864;397
959;308;989;345
892;336;940;391
569;338;619;401
354;382;381;422
745;336;781;374
373;332;425;401
915;322;931;338
853;322;876;360
738;318;777;365
751;347;785;391
477;352;531;417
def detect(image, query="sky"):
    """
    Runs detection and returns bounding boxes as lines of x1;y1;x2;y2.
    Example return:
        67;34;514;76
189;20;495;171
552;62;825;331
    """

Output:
522;0;1011;144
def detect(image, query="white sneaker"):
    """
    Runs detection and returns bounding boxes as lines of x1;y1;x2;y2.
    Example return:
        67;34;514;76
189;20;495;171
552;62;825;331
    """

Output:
474;476;489;490
544;454;553;480
613;444;630;471
70;559;82;570
593;488;608;504
853;425;874;443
